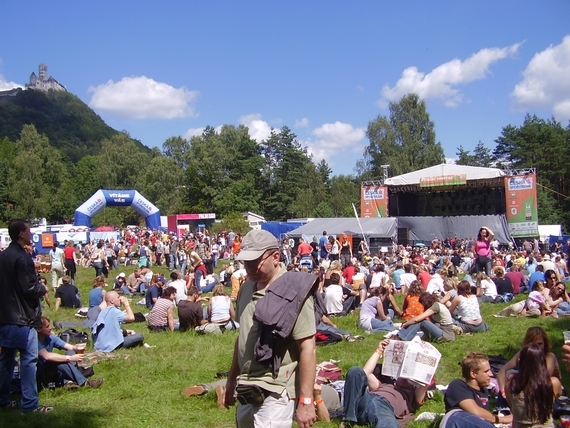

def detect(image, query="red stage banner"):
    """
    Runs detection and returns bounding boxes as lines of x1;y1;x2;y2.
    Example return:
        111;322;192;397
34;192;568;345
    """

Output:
361;185;388;218
504;174;539;238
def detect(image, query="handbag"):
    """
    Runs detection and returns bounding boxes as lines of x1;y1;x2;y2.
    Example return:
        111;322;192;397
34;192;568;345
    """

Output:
58;328;89;344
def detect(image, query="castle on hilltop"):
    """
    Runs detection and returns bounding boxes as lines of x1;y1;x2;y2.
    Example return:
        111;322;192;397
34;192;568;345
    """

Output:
25;64;66;92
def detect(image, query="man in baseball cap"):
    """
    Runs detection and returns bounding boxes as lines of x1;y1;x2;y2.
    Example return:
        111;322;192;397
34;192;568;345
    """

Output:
225;229;317;428
235;229;280;262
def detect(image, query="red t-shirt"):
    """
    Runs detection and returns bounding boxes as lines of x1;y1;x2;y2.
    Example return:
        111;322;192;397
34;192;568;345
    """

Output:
298;242;312;256
63;247;75;260
343;265;356;284
417;271;431;290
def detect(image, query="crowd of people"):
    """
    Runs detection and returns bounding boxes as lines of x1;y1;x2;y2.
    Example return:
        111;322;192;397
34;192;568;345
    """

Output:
3;218;570;427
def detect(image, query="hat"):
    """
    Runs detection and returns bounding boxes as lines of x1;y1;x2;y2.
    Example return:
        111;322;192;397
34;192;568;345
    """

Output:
543;254;551;260
157;275;166;283
118;272;126;278
236;230;279;261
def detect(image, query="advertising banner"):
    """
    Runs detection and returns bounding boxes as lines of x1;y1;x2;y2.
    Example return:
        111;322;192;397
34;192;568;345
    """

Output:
361;185;388;218
504;174;539;238
419;174;467;188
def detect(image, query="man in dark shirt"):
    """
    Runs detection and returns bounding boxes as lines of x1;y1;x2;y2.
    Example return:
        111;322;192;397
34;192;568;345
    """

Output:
54;276;81;310
145;275;165;309
341;339;428;428
441;352;512;427
177;286;208;332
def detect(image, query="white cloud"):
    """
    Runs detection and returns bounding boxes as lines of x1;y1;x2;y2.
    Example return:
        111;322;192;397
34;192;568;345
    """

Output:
183;127;205;140
88;76;199;119
380;43;521;107
305;122;366;162
295;117;309;128
0;73;23;91
239;114;273;142
511;35;570;122
445;157;457;165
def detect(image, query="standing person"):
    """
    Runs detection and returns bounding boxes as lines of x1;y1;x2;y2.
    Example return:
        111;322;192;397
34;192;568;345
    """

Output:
328;235;340;262
63;240;77;285
339;234;352;269
505;344;561;427
318;231;328;262
474;227;494;276
0;219;51;412
49;241;65;290
224;229;317;428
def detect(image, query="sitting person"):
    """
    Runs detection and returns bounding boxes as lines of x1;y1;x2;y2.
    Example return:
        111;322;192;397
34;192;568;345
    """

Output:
497;326;561;404
522;280;552;317
397;292;455;342
324;272;347;316
147;286;177;332
401;280;425;321
54;275;81;310
37;316;103;389
546;281;570;316
491;266;514;302
441;352;512;427
340;339;429;428
145;275;166;309
177;286;209;332
88;275;106;308
358;287;396;334
475;271;497;303
505;343;562;428
91;291;144;352
448;280;489;333
207;284;238;330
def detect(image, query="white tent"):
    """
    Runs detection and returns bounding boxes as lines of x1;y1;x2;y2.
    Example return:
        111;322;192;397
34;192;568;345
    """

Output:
384;163;505;186
286;217;398;239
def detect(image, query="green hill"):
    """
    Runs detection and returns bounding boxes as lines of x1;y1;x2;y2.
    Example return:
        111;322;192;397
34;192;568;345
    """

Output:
0;88;149;162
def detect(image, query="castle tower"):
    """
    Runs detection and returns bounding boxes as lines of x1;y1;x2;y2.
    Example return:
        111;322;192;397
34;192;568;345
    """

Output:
39;64;47;81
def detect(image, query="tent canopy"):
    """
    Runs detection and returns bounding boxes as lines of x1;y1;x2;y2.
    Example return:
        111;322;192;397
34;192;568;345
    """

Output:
384;163;505;186
286;217;398;239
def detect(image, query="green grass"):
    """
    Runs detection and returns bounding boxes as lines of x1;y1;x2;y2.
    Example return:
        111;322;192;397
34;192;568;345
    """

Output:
4;264;570;427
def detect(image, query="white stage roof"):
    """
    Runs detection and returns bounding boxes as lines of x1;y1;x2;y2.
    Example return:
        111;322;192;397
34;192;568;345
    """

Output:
384;163;505;186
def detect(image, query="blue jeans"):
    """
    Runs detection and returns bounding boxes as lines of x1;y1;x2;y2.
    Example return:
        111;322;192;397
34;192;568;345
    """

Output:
169;254;177;270
0;326;39;411
441;410;494;428
121;333;144;349
92;261;104;277
343;366;399;428
180;260;187;276
200;279;217;294
557;302;570;316
212;253;218;268
316;322;351;337
194;268;204;288
398;320;443;341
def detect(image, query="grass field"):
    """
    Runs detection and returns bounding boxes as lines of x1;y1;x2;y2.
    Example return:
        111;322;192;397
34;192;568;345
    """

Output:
4;262;570;428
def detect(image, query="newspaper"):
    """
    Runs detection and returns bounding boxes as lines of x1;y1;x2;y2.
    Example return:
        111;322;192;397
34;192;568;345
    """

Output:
381;336;441;385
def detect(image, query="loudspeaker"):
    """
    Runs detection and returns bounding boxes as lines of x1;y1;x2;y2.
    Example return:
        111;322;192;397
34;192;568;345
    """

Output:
397;228;409;246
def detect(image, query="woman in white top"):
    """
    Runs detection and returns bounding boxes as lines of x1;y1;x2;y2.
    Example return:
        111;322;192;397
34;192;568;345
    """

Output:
425;269;447;296
324;273;344;315
208;284;238;330
368;264;388;289
448;280;489;333
475;271;497;302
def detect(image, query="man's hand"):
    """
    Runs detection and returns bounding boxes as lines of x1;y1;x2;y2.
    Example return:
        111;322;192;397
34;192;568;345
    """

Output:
296;402;317;428
71;354;84;363
224;379;236;408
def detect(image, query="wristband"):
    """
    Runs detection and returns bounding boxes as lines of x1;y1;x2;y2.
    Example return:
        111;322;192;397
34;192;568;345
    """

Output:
314;398;324;406
375;348;383;356
298;396;312;405
66;356;71;363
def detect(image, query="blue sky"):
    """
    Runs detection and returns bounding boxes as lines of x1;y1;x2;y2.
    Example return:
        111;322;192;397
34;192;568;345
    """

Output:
1;1;569;176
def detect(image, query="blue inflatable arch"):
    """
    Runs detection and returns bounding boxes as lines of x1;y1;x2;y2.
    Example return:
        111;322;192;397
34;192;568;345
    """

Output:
74;189;161;230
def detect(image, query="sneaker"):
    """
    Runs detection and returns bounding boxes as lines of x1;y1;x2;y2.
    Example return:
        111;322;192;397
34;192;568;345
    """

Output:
215;385;226;409
26;406;53;413
182;385;206;397
63;381;80;390
85;379;104;388
0;400;17;409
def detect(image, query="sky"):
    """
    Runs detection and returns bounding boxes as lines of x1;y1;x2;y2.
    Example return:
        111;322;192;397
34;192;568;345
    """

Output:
1;1;569;176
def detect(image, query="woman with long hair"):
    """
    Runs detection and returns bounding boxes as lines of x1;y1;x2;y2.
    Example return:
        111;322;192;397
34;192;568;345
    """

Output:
448;280;489;333
497;326;561;402
475;271;497;302
358;287;395;333
63;240;77;285
401;280;425;320
474;226;494;276
398;292;455;342
505;343;561;427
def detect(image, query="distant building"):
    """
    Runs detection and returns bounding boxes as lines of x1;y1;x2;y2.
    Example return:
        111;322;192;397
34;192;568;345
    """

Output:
25;64;66;92
243;212;265;229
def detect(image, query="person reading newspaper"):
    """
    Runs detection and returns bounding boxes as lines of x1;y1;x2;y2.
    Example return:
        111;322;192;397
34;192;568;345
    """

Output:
340;339;430;428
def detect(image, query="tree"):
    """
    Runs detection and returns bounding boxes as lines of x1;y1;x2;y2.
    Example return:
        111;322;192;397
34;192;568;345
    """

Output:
209;212;250;236
8;125;72;220
455;141;493;167
360;94;445;178
162;136;190;169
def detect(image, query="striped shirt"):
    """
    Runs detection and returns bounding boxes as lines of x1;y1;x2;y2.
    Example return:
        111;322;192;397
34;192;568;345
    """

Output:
148;298;175;328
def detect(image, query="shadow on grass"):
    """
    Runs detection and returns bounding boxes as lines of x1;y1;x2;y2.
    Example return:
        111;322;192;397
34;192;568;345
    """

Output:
0;407;108;428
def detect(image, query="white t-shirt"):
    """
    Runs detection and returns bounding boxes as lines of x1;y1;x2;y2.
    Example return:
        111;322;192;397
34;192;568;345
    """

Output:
324;284;344;315
171;279;188;305
426;274;445;295
526;291;545;311
479;278;497;299
369;272;387;289
399;273;417;288
50;247;64;267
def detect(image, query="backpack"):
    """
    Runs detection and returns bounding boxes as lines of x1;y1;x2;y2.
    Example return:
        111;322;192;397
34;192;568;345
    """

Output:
315;361;342;385
315;329;342;346
58;328;89;344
